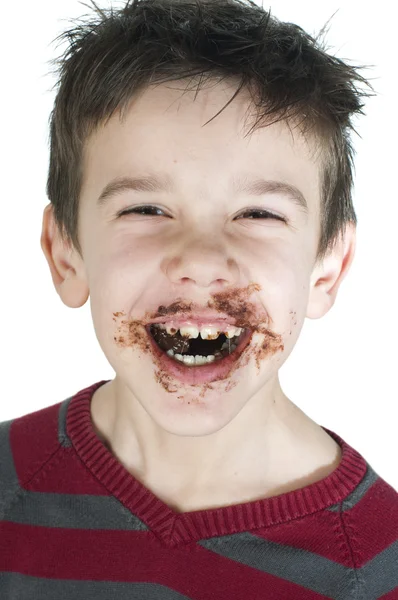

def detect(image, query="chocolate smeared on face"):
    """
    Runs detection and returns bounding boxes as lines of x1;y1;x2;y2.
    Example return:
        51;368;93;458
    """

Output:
208;282;285;373
112;282;285;398
157;301;193;318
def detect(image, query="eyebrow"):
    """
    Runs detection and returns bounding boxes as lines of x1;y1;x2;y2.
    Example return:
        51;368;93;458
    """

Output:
97;173;308;214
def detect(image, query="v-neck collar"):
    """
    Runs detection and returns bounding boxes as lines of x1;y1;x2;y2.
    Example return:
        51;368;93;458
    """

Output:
66;379;367;548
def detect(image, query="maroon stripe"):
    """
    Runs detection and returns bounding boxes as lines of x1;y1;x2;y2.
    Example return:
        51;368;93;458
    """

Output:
0;521;331;599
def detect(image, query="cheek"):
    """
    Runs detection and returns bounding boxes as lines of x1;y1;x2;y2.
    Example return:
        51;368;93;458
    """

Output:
95;232;163;271
257;247;311;324
259;242;310;288
117;229;166;261
89;234;165;300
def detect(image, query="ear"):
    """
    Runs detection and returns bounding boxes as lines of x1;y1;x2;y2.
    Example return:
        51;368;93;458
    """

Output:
307;222;356;319
40;203;89;308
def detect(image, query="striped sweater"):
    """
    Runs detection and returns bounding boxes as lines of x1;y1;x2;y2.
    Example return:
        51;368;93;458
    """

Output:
0;379;397;599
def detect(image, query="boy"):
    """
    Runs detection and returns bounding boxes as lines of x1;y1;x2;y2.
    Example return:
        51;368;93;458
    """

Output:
1;0;397;597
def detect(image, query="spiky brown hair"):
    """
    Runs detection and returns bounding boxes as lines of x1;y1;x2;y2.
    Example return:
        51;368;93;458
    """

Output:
47;0;375;263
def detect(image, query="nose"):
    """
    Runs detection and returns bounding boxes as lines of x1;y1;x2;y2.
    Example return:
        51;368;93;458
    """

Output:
163;236;240;289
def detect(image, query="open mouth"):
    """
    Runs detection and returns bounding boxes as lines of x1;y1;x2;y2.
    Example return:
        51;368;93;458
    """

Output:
147;323;246;367
144;321;254;385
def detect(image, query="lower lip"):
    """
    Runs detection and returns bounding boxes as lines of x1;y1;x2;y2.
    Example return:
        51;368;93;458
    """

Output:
145;326;253;385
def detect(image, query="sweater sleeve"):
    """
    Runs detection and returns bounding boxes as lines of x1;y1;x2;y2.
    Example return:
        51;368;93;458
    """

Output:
0;419;20;520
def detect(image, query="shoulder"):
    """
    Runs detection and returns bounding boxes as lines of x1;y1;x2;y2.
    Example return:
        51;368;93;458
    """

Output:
0;417;20;518
0;398;70;519
341;462;398;595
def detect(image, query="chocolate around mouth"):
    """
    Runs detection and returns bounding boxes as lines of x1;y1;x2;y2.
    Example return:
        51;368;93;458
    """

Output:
112;283;288;391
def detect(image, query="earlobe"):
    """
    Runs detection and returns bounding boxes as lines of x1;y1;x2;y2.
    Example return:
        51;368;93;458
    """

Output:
306;223;356;320
40;203;89;308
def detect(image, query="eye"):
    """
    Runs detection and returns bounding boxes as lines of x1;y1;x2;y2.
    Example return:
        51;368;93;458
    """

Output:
235;209;286;222
118;206;286;222
118;205;168;217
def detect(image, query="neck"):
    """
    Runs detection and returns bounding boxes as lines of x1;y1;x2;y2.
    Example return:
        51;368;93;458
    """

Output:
90;378;341;512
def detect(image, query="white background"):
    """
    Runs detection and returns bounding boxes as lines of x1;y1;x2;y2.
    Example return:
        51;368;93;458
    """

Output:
0;1;396;490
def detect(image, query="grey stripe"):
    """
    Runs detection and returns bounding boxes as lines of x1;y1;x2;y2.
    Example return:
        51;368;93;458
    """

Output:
328;464;378;512
360;540;398;598
0;419;19;518
199;531;355;600
58;397;73;448
6;489;149;530
0;573;193;600
199;531;398;598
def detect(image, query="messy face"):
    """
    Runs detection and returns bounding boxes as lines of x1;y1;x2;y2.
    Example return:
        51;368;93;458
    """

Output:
78;80;322;435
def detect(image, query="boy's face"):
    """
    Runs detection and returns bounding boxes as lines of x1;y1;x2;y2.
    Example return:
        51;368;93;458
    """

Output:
42;80;355;436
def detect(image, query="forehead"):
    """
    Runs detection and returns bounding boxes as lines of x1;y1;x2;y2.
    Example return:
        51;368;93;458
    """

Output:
83;81;322;213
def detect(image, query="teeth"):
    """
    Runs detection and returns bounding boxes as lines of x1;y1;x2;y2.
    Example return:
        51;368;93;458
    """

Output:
194;355;209;365
173;353;217;365
181;354;195;365
197;325;242;340
179;325;199;339
155;323;243;340
165;323;179;336
200;326;221;340
225;326;242;339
